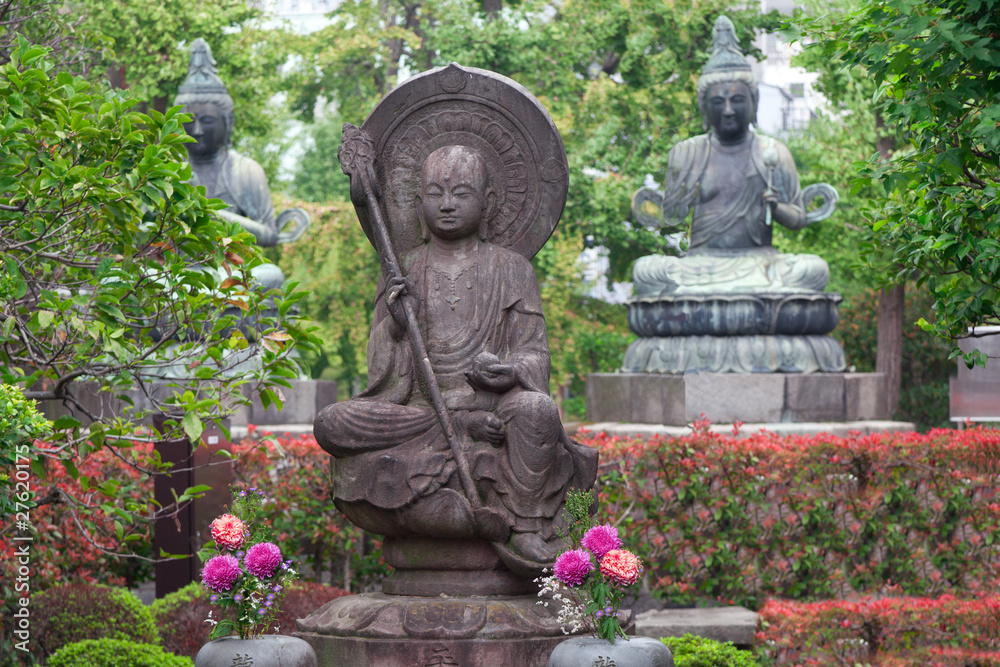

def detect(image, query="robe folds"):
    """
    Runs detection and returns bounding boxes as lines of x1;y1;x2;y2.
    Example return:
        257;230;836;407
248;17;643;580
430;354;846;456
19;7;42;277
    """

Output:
315;241;598;537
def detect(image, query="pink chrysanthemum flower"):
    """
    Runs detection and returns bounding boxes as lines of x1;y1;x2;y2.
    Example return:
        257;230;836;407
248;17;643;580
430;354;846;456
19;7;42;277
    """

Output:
553;548;594;587
201;554;241;592
210;514;247;550
244;542;283;578
581;523;623;560
600;549;643;587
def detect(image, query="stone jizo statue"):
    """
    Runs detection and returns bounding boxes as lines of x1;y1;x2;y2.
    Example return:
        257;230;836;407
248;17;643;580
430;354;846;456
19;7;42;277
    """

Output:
625;17;844;373
314;65;597;586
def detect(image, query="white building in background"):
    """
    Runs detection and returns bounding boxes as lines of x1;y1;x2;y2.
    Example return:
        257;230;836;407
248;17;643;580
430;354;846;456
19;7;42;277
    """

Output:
750;0;826;135
257;0;336;34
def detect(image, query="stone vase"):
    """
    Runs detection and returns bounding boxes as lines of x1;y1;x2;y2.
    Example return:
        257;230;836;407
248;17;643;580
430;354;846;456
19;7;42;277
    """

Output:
195;635;317;667
547;635;674;667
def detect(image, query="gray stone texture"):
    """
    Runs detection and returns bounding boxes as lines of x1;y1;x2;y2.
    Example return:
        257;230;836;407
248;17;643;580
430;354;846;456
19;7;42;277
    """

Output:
634;607;758;647
844;373;888;421
784;373;846;422
628;292;841;336
581;420;916;439
950;328;1000;421
241;379;338;426
586;372;892;426
686;373;785;423
548;636;674;667
623;335;847;374
296;593;576;667
195;635;317;667
38;380;336;429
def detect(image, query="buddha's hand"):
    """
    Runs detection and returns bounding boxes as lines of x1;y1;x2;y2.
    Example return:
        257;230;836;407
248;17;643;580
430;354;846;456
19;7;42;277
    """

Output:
762;190;780;210
465;352;518;394
460;410;505;447
386;275;419;334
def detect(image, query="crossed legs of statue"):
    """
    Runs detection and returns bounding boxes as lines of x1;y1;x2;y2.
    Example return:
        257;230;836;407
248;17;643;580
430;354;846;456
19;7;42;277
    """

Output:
464;388;565;563
317;386;568;564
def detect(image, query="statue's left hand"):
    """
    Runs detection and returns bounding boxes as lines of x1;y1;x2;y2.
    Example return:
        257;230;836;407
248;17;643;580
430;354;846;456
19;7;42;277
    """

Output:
466;352;518;393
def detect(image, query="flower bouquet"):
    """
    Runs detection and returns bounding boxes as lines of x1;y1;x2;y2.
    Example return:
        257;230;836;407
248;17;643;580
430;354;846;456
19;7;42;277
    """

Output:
197;486;298;640
537;489;643;642
542;490;672;666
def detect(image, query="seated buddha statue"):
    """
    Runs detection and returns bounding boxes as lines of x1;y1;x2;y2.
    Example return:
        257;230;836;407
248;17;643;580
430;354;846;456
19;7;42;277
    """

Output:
625;16;842;374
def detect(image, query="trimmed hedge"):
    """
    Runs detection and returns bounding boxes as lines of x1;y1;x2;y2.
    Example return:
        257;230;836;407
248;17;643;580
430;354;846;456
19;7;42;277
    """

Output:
662;634;758;666
590;424;1000;608
47;639;193;667
757;595;1000;666
34;584;158;658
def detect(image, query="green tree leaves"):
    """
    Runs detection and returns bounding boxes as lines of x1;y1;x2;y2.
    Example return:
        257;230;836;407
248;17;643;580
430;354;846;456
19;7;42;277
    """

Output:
804;0;1000;363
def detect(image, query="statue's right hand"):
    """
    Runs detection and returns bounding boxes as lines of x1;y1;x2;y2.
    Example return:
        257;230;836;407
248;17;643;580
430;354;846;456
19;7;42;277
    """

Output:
386;276;418;332
349;171;369;209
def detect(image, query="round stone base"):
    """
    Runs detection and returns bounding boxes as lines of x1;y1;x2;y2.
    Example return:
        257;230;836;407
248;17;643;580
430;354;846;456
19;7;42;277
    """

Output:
295;592;577;667
297;632;568;667
627;292;841;337
623;334;846;373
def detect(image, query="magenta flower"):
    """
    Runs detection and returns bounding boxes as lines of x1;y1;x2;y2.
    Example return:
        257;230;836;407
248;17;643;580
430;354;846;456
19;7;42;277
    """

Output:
553;548;594;587
201;554;241;592
244;542;283;578
581;523;623;560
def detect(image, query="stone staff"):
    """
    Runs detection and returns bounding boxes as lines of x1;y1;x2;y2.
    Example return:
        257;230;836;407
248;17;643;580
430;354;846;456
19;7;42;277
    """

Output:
337;123;498;532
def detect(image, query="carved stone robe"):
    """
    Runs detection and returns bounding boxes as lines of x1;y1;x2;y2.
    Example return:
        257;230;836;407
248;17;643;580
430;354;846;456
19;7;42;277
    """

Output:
315;241;597;538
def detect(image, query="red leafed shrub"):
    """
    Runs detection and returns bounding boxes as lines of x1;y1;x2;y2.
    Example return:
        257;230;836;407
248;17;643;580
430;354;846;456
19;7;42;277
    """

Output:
152;581;350;658
580;422;1000;608
233;432;389;591
757;595;1000;666
0;441;156;595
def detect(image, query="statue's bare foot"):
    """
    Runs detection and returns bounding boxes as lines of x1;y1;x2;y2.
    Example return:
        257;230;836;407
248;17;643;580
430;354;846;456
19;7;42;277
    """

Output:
509;531;557;564
466;410;504;446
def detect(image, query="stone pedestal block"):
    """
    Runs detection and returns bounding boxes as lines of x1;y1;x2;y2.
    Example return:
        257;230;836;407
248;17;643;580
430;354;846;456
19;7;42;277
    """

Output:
785;374;845;422
236;379;338;426
296;593;574;667
586;372;889;425
686;374;785;423
634;607;758;647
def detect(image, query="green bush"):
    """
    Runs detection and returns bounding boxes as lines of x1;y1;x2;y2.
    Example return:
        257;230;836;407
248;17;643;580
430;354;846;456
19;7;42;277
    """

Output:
662;634;758;667
34;584;158;657
47;639;192;667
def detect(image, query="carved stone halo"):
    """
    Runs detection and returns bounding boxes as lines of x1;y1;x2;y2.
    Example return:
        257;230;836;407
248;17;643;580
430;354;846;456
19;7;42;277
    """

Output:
359;63;568;260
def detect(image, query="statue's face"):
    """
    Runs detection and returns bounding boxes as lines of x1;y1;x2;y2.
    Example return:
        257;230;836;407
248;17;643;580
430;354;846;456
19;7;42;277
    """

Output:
182;102;227;158
707;81;752;143
418;147;492;241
